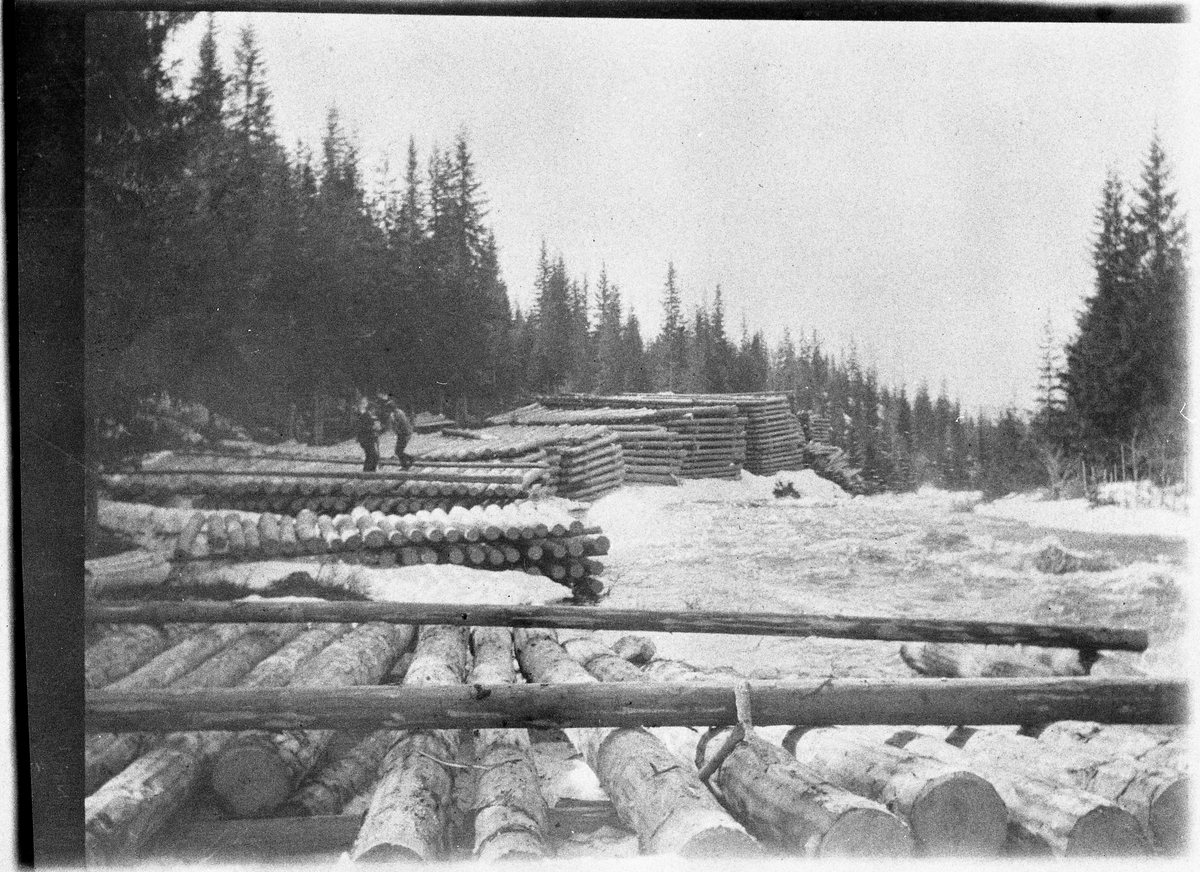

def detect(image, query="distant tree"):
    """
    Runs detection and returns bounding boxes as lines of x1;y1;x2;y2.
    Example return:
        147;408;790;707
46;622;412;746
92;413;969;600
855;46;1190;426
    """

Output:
658;262;687;389
621;311;652;391
593;265;624;393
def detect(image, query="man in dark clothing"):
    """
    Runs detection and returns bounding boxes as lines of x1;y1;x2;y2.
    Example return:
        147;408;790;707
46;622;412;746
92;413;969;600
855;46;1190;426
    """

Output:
378;393;414;469
356;396;381;472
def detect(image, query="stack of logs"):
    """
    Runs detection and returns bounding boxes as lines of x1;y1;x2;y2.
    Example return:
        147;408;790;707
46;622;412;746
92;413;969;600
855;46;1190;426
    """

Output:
540;393;806;477
487;404;695;485
473;424;626;501
162;503;609;596
103;452;552;514
802;411;833;445
84;626;1183;864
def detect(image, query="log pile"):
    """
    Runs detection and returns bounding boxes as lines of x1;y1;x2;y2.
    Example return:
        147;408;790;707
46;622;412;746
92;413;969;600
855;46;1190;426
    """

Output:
949;727;1186;853
564;637;916;857
85;624;351;865
540;392;805;476
605;424;686;485
472;424;626;500
209;622;414;818
83;623;1178;863
488;403;748;486
802;411;833;444
159;502;607;598
102;450;553;513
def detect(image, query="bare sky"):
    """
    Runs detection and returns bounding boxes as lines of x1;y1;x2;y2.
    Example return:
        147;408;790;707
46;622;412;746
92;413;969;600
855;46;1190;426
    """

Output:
165;15;1194;413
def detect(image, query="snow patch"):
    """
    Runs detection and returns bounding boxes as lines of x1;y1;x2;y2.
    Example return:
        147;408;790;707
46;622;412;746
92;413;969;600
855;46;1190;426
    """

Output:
975;493;1191;540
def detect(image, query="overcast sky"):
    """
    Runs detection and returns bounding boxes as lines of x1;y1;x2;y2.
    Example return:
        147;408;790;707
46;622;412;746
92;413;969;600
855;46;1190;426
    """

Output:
164;15;1194;413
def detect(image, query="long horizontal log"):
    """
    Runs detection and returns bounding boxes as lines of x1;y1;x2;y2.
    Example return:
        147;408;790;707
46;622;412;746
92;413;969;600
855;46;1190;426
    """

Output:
85;600;1149;652
87;677;1185;733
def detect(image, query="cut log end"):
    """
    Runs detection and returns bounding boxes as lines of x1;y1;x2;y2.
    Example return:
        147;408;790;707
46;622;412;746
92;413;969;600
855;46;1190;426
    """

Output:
1066;805;1151;856
1149;777;1188;853
676;826;763;859
909;771;1008;856
818;808;915;857
210;741;295;818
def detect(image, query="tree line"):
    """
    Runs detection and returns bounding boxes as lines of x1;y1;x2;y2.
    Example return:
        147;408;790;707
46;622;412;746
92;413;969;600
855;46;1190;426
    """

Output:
86;13;1187;498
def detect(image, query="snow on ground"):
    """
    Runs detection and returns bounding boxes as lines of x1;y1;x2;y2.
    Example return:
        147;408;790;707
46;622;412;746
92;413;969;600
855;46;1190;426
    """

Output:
974;491;1192;540
578;473;1188;681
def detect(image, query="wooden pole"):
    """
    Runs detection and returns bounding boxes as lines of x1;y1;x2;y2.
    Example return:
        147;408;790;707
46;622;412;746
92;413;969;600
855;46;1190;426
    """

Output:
87;676;1187;734
84;601;1149;652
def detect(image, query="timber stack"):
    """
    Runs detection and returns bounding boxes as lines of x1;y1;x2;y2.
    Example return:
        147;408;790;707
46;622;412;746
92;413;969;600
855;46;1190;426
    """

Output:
102;449;553;514
98;499;608;598
539;392;804;476
84;620;1179;863
470;423;626;500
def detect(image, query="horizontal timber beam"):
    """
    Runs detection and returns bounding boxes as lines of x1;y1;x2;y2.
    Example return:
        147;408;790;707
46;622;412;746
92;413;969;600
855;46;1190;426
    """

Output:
84;600;1149;652
86;678;1185;733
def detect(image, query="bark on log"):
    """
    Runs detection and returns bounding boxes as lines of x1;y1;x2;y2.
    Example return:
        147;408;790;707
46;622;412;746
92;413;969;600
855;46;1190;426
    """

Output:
86;600;1148;652
84;625;349;865
697;728;915;856
1036;721;1187;774
89;677;1188;734
466;626;551;861
85;624;304;794
883;731;1150;856
626;652;916;857
786;726;1007;855
210;622;413;818
106;623;254;692
513;628;758;858
351;625;468;862
958;727;1186;852
85;624;192;690
284;730;396;817
900;642;1087;678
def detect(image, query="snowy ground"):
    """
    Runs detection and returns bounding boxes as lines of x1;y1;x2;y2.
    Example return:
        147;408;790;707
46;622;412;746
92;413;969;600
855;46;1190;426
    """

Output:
575;471;1190;681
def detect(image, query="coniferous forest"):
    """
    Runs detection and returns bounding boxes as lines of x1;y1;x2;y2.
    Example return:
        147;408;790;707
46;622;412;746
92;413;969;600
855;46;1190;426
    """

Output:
86;13;1189;498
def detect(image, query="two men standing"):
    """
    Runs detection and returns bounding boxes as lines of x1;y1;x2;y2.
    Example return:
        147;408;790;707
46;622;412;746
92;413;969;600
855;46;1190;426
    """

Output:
356;393;414;472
